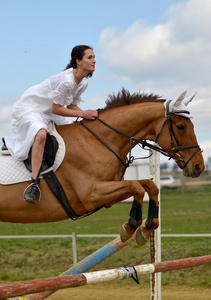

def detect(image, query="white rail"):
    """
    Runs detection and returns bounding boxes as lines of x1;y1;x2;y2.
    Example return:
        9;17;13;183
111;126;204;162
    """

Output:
0;233;210;239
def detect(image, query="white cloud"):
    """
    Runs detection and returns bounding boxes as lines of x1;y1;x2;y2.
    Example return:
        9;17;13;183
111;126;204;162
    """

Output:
200;140;211;150
199;140;211;161
99;0;211;146
99;0;211;89
0;101;13;140
0;106;12;121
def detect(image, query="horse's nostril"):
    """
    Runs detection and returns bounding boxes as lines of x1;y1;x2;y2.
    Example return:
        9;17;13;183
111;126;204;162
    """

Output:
195;164;201;173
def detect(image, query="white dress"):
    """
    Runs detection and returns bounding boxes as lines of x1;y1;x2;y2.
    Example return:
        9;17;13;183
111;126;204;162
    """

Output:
5;68;88;161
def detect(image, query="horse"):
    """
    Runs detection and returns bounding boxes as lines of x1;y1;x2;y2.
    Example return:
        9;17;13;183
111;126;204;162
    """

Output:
0;88;204;246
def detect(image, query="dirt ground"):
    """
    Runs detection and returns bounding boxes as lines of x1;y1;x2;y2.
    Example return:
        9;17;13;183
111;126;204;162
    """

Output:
47;282;211;300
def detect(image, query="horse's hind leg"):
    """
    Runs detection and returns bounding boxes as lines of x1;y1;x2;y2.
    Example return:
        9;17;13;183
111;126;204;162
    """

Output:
136;179;159;246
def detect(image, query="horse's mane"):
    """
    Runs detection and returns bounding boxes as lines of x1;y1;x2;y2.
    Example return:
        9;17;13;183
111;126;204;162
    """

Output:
99;88;164;112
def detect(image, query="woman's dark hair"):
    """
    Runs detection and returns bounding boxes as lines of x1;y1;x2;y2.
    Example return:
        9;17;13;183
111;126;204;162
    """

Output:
64;45;94;78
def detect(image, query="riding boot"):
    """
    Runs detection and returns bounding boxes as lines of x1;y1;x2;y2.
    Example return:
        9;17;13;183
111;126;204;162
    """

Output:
24;178;40;204
1;138;10;155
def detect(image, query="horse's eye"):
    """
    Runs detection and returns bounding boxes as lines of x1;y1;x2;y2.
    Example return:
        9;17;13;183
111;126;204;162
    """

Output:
176;124;185;132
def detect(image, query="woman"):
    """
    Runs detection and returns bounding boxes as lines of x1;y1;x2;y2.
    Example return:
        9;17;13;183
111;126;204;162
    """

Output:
5;45;98;203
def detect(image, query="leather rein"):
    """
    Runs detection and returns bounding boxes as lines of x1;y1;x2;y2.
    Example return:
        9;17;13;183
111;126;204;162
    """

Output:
80;101;201;180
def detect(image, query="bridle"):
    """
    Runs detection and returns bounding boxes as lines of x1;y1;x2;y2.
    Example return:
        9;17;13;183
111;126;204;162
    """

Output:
80;101;201;180
155;100;201;170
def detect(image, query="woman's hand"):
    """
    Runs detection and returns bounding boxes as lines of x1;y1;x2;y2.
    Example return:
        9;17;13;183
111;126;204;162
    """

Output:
82;109;98;120
51;102;98;120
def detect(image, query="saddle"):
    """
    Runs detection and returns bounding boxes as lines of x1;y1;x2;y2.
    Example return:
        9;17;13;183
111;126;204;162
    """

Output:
1;133;59;172
1;132;78;220
24;133;59;173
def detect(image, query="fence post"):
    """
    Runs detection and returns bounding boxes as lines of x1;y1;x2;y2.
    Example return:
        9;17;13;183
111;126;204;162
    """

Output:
72;232;77;265
149;150;161;300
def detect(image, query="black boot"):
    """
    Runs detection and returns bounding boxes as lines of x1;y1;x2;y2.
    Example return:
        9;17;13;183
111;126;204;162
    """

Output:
1;138;10;155
24;178;40;204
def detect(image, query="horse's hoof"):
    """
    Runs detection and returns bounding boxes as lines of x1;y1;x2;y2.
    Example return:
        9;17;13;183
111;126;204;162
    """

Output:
120;223;130;242
120;222;135;242
136;226;148;246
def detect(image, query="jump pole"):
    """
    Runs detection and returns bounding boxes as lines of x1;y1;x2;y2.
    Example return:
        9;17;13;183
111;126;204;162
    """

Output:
1;255;211;299
22;234;137;300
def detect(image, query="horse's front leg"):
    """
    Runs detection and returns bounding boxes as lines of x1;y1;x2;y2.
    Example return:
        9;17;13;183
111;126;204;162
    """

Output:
82;179;146;241
135;179;159;246
120;179;159;246
120;198;143;243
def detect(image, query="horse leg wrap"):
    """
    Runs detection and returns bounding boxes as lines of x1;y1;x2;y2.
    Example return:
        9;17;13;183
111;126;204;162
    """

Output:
128;200;142;231
145;198;159;230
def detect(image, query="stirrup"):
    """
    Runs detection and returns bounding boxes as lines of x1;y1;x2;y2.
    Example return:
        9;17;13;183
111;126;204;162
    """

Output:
23;182;41;204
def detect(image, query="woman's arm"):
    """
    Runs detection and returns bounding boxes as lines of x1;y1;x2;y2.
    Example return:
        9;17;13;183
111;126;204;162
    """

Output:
51;102;98;120
67;104;83;111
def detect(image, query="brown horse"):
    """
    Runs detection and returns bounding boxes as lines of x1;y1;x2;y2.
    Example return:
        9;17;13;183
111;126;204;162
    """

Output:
0;89;204;245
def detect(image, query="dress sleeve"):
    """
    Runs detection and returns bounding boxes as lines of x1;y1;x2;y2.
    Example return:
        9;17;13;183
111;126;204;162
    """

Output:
48;81;74;106
72;81;88;105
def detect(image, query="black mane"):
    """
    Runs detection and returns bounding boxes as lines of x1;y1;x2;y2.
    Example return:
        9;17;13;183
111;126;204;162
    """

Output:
99;88;164;112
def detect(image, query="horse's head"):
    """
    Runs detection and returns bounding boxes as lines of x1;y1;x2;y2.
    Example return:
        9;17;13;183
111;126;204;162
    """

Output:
156;91;205;178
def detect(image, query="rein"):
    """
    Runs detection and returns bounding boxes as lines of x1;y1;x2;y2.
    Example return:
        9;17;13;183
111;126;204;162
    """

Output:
80;103;201;178
80;118;165;180
80;119;135;180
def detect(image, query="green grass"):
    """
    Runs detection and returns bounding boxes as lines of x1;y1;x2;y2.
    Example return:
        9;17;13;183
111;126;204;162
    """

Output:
0;186;210;286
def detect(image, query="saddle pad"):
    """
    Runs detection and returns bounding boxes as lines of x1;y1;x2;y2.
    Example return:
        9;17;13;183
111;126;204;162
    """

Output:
0;124;66;185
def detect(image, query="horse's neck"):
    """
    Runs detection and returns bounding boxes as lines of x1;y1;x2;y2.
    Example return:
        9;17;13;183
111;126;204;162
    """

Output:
99;102;164;153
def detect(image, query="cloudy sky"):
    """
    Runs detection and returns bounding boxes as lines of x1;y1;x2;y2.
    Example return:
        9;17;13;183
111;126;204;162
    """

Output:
0;0;211;166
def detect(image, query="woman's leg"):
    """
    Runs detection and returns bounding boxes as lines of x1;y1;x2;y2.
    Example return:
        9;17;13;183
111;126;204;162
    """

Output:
24;129;47;203
31;128;47;180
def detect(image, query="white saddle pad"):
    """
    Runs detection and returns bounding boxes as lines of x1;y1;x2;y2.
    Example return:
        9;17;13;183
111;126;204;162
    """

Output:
0;124;66;185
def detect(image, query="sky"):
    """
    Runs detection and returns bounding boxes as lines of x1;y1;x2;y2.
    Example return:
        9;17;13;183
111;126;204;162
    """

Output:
0;0;211;168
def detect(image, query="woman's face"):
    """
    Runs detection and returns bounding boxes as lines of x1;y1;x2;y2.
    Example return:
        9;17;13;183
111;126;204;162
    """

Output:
77;49;96;74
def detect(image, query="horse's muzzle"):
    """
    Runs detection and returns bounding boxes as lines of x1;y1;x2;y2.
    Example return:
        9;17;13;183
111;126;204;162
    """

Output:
183;162;205;178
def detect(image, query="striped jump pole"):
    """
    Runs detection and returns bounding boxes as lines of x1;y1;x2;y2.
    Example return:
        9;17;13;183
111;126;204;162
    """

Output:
1;255;210;300
21;234;137;300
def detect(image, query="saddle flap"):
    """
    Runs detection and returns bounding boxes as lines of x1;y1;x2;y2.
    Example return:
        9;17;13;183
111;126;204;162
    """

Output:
24;133;59;173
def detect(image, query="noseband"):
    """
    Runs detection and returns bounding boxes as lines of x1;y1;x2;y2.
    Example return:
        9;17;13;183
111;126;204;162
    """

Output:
80;102;201;179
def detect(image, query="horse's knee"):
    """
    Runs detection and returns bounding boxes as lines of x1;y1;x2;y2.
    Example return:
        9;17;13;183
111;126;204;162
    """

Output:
150;181;159;195
139;179;159;199
148;180;159;194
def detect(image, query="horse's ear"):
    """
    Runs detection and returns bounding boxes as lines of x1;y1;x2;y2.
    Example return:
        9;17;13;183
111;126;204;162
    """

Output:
164;90;192;118
171;91;187;108
183;92;197;106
